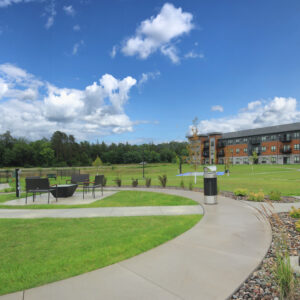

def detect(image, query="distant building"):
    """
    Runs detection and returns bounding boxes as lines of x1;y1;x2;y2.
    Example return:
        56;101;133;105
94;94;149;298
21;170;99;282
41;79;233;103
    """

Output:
187;122;300;165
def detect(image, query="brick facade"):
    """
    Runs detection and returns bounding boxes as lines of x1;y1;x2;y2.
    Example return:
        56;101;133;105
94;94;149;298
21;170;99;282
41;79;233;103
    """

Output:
187;123;300;165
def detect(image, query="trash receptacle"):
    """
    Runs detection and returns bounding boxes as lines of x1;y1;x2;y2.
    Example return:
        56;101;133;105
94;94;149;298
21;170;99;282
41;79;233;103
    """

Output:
204;171;217;205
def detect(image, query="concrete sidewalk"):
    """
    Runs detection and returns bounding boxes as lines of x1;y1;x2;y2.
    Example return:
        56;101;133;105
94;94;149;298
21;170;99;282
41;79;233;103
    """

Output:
0;189;272;300
0;205;203;218
242;200;300;213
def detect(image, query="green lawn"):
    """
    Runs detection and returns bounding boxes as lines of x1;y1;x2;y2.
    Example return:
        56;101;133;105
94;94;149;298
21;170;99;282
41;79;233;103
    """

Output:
2;163;300;196
0;215;202;295
0;191;198;209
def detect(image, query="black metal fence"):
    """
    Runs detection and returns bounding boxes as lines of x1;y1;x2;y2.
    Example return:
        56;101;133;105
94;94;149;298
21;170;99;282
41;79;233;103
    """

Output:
0;170;12;183
19;168;81;179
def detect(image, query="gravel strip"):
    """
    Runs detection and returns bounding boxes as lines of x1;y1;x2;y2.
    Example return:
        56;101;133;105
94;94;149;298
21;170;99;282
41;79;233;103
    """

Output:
231;212;300;300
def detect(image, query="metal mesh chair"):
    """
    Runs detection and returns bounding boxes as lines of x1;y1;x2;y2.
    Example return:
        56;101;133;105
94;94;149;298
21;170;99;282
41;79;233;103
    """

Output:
67;174;89;186
83;175;104;199
25;178;57;204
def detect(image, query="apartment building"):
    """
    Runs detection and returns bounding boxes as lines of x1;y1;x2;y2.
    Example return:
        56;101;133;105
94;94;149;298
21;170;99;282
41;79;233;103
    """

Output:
187;122;300;165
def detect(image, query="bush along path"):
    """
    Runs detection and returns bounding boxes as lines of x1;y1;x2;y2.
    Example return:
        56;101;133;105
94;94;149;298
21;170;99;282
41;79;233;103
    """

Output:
231;209;300;300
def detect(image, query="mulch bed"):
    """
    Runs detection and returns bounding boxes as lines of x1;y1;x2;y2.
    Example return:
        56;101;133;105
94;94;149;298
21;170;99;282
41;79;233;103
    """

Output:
230;212;300;300
220;190;298;203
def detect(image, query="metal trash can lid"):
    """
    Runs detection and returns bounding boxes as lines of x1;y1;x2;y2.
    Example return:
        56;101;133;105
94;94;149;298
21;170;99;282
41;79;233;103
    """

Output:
204;171;217;178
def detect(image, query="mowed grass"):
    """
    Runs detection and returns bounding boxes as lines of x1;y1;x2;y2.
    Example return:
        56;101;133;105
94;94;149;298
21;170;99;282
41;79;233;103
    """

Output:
0;215;202;295
2;163;300;196
0;191;198;209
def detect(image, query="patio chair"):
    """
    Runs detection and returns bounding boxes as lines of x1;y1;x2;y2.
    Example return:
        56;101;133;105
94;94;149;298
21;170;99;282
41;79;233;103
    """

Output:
25;178;57;204
67;174;89;187
83;175;104;199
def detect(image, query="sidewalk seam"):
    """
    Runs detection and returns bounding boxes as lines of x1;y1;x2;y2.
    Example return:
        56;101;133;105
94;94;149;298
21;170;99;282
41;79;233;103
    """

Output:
117;263;184;300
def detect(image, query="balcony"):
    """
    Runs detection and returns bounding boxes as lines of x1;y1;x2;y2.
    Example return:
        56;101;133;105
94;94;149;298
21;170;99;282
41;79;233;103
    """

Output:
217;150;225;157
251;138;260;145
203;142;209;149
203;151;209;157
281;148;292;154
280;135;292;143
217;141;225;148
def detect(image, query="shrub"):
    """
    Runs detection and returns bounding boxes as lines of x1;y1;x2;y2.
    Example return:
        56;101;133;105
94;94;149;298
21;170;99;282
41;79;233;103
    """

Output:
275;252;295;299
289;206;300;219
269;190;282;201
180;179;185;189
296;220;300;232
189;181;193;191
131;178;138;187
158;175;167;188
248;190;265;202
115;177;121;187
145;177;151;188
234;188;248;197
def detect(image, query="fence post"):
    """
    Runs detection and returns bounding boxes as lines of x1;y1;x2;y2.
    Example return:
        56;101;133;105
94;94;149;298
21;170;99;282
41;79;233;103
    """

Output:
15;169;21;197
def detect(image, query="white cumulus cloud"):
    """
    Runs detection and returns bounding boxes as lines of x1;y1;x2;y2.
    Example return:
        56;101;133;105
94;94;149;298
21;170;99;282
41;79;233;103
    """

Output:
73;24;80;31
72;40;84;55
0;63;140;140
63;5;75;16
211;105;224;112
121;3;194;63
184;50;204;59
138;71;160;87
190;97;300;134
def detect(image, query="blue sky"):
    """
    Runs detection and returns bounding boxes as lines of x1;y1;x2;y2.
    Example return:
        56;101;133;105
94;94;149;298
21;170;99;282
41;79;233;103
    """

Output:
1;0;300;143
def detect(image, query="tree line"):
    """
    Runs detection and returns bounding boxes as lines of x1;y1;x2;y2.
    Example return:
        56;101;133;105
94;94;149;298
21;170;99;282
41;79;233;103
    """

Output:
0;131;189;167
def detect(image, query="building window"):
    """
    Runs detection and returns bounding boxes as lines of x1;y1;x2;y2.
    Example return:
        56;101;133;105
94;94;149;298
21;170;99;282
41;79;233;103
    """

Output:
262;136;267;141
271;157;276;163
243;158;248;164
271;146;276;152
271;135;276;141
236;148;240;154
236;139;240;144
244;148;248;153
295;156;300;163
294;144;300;150
235;158;240;164
228;140;232;145
243;138;248;143
294;132;300;139
283;145;291;151
261;146;267;152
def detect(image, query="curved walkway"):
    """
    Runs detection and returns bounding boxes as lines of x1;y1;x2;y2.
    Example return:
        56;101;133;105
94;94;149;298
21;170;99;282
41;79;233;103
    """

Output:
1;188;272;300
0;205;203;218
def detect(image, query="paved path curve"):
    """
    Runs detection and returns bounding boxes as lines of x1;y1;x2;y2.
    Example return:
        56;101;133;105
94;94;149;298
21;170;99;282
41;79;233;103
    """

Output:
0;205;203;218
1;188;272;300
241;200;300;213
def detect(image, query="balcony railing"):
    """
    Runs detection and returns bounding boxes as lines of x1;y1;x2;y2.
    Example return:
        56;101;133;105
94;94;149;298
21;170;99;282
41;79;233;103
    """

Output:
217;141;225;148
203;142;209;149
251;138;260;144
280;135;292;143
281;148;292;154
217;150;225;157
203;151;209;157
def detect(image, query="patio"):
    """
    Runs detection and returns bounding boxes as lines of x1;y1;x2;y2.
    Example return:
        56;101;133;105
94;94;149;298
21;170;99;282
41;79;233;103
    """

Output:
2;191;117;206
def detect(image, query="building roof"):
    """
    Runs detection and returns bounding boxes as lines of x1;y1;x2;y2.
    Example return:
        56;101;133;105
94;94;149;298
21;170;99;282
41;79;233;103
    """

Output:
221;122;300;139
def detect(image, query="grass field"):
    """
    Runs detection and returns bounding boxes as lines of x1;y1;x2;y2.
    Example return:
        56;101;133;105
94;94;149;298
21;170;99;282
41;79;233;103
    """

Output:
0;215;202;295
0;191;198;209
2;163;300;196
